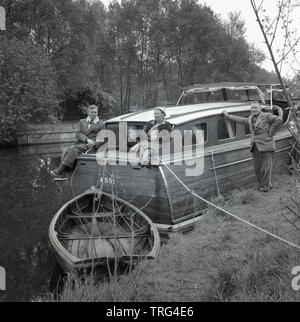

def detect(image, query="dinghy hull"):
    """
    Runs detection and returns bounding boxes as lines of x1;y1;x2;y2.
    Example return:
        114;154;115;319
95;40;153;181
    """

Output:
49;191;160;273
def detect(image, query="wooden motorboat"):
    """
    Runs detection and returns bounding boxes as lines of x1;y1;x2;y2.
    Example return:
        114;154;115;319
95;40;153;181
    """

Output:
69;83;296;234
49;190;161;273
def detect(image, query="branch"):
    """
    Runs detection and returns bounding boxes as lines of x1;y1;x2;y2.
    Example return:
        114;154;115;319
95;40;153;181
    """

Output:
287;31;300;68
285;203;300;220
250;0;258;12
250;0;293;106
257;0;264;11
270;0;285;48
290;198;300;220
276;35;300;65
265;15;282;34
280;1;292;73
281;212;300;230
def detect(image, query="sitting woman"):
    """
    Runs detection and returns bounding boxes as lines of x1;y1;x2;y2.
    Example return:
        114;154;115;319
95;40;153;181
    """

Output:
130;107;173;165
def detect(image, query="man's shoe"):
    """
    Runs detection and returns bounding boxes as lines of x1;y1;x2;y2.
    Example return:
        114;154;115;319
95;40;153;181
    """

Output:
49;169;60;176
49;164;67;176
258;187;269;192
50;170;68;181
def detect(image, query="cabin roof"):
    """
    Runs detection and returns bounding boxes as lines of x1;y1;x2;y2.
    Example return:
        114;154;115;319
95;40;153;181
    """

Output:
182;82;282;92
106;101;259;126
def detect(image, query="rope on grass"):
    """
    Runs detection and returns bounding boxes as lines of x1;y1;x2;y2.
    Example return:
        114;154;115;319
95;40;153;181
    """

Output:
161;161;300;252
210;151;221;197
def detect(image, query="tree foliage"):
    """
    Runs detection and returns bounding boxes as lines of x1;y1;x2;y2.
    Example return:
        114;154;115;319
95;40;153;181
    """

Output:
106;0;271;110
0;35;58;145
250;0;300;105
0;0;280;144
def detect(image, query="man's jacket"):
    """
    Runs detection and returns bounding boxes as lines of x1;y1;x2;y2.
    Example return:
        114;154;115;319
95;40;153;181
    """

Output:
75;118;106;144
227;110;283;152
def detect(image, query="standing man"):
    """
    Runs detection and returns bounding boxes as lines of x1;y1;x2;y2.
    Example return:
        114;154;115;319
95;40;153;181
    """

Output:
223;102;283;192
50;104;105;180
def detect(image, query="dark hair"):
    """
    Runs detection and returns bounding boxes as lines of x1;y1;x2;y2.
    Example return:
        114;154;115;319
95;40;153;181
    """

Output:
88;104;99;110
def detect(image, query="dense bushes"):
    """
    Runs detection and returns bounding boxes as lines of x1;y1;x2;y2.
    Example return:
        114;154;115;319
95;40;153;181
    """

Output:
0;36;58;145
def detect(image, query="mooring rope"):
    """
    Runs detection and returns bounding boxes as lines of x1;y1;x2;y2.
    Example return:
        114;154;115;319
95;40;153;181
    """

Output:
161;161;300;251
210;151;221;197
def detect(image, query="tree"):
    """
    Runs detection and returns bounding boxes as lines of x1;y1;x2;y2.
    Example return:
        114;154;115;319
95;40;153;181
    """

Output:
0;36;58;145
0;0;283;139
250;0;300;106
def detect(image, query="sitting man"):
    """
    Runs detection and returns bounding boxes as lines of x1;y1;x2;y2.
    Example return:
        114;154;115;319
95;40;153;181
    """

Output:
50;104;105;180
130;107;173;165
223;101;283;192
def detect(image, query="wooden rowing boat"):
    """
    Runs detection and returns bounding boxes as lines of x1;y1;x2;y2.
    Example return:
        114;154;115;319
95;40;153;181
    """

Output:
49;190;161;273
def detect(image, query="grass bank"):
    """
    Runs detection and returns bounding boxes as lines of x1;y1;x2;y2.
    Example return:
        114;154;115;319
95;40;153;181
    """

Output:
44;174;300;302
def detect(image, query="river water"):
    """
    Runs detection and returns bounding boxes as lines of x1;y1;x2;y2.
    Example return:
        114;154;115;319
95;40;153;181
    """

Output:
0;144;73;302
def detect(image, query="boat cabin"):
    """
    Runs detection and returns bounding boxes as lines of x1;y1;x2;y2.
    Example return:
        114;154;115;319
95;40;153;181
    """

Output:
104;101;291;155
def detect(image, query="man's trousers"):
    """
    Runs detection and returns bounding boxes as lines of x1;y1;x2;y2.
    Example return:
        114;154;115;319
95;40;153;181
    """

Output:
61;144;88;169
252;144;274;190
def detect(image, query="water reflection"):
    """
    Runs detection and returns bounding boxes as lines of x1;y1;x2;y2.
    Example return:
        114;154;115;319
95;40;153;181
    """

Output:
0;145;73;302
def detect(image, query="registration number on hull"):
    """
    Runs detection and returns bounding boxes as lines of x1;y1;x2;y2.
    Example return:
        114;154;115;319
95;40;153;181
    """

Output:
99;176;116;185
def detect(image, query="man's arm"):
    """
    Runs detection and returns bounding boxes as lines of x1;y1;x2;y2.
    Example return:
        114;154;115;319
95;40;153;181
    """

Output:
76;120;89;144
222;110;249;125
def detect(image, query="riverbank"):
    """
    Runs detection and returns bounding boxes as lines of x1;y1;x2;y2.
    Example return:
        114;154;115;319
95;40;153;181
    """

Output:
44;173;300;302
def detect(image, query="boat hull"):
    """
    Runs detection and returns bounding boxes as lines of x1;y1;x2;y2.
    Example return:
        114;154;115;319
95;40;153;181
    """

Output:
70;131;292;233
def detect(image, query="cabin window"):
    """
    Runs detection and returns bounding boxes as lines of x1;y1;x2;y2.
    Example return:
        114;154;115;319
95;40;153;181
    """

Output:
230;112;251;136
217;119;236;140
226;89;248;101
194;92;208;103
106;122;119;148
247;89;262;102
106;122;146;150
127;124;147;149
270;91;285;101
179;90;224;105
206;91;223;103
225;88;262;102
244;124;251;135
180;94;194;105
183;123;207;146
192;123;207;144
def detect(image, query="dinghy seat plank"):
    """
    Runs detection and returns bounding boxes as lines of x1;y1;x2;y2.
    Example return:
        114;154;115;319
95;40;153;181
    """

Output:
59;234;151;240
65;212;131;219
65;212;139;219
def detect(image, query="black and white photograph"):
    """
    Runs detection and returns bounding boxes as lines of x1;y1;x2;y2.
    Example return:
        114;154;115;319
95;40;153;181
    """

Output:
1;0;300;306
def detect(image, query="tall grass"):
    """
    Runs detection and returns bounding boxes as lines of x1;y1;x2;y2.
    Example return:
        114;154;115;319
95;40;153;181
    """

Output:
45;261;154;302
231;189;259;205
206;246;300;302
43;179;300;302
44;240;300;302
